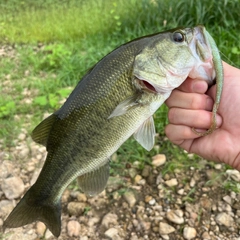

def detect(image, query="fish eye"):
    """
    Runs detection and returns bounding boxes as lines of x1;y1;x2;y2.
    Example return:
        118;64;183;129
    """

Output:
172;31;185;43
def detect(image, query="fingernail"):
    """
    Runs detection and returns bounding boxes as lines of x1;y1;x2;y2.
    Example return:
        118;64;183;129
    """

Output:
216;114;222;127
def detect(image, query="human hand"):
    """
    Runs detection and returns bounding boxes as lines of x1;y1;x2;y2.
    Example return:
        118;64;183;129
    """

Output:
165;62;240;170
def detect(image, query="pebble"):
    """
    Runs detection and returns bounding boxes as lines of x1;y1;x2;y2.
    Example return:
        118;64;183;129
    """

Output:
159;222;175;235
226;169;240;182
123;190;137;207
134;175;142;184
36;222;46;236
177;189;185;195
165;178;178;187
202;231;211;239
223;195;232;205
149;198;156;205
88;216;100;227
45;229;53;239
166;210;184;224
128;168;138;179
183;226;197;239
189;178;196;187
152;154;166;167
104;227;121;239
141;165;151;178
0;161;14;179
215;212;234;227
18;133;26;141
76;193;87;202
67;220;81;237
214;164;222;170
0;200;14;218
67;202;86;216
1;176;25;199
101;213;118;229
30;169;41;185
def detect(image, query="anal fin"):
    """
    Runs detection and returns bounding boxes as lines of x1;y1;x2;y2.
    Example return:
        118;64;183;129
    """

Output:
77;161;110;196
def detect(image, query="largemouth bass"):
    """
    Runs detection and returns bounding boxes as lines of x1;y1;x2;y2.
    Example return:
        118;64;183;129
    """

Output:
4;25;223;237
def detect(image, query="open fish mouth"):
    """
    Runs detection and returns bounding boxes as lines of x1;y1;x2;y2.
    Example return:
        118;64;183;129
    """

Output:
188;26;216;82
137;79;158;93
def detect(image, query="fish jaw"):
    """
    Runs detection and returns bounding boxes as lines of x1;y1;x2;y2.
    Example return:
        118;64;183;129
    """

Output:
188;26;216;83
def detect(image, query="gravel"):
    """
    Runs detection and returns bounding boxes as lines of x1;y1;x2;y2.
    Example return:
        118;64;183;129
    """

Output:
1;132;240;240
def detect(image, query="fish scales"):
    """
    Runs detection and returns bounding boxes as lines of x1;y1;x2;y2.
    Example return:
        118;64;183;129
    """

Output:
3;26;223;237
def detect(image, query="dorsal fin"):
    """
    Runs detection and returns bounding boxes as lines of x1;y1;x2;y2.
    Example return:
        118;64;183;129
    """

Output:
31;114;57;146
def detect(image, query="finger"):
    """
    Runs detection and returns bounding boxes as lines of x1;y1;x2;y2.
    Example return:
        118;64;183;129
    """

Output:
165;124;199;144
207;84;216;100
177;78;209;94
168;108;222;129
165;91;214;111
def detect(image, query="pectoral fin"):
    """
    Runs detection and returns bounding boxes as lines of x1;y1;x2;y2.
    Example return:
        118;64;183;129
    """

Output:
77;161;109;196
133;116;155;151
108;94;142;119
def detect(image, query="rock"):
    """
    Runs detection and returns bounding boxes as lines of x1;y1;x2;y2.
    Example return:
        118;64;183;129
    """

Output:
88;216;100;227
128;168;138;179
18;132;26;141
165;178;178;187
107;177;123;191
4;230;37;240
214;164;222;170
123;190;136;207
36;222;46;236
152;154;166;167
134;175;142;184
223;195;232;205
30;169;41;185
141;165;151;178
2;177;25;199
0;160;14;179
104;227;121;239
67;202;86;216
0;200;14;218
215;212;234;227
189;178;196;187
166;210;184;224
177;189;185;195
45;229;53;239
202;231;211;239
149;198;156;205
183;226;197;239
67;220;81;237
76;193;87;202
226;169;240;182
101;213;118;229
19;148;30;159
159;222;176;235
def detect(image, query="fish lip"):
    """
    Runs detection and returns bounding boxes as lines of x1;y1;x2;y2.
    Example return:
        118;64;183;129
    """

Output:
187;25;215;82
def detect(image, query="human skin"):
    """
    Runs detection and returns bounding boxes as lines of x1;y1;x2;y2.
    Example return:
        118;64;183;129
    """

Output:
165;62;240;171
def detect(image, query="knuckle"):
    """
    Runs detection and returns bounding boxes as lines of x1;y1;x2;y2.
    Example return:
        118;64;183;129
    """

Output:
168;108;177;123
190;95;203;109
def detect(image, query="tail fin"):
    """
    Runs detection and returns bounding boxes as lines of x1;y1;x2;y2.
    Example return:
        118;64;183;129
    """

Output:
3;189;61;237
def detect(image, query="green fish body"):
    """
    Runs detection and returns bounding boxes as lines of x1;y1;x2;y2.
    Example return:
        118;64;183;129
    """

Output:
4;25;223;237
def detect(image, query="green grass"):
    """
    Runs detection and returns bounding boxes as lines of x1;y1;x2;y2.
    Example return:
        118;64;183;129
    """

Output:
0;0;240;190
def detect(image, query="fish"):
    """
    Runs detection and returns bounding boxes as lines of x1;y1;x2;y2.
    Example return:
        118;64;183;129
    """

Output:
3;25;223;237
